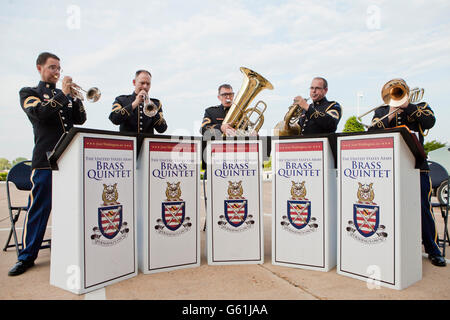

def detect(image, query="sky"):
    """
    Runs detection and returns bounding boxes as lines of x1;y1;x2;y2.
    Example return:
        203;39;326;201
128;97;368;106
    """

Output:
0;0;449;161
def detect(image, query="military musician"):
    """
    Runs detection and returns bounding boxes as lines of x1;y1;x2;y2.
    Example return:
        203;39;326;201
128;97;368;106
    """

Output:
200;84;236;138
109;70;167;134
293;77;342;135
8;52;87;276
368;78;446;267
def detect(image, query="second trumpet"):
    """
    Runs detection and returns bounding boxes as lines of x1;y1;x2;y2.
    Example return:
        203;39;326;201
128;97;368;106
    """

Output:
142;93;161;117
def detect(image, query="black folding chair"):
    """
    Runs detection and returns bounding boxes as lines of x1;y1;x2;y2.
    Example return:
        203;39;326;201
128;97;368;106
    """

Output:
429;160;449;257
3;160;51;257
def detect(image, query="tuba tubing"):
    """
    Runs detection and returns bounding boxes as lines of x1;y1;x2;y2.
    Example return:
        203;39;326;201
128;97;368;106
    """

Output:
222;67;273;136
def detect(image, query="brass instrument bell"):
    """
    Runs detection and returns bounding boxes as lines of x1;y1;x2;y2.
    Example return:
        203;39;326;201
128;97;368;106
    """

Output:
222;67;273;136
357;79;424;128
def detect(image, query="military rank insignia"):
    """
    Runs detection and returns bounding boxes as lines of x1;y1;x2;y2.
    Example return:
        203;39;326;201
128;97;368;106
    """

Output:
346;182;388;244
154;182;192;236
218;181;255;232
281;181;318;235
91;183;130;246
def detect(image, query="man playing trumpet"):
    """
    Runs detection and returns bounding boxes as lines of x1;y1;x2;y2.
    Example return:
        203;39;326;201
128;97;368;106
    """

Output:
368;78;445;267
109;70;167;134
9;52;87;276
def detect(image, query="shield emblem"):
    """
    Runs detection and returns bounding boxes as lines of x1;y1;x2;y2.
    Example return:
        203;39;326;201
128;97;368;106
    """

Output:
162;201;185;231
353;204;379;237
287;200;311;229
224;199;248;227
98;205;123;239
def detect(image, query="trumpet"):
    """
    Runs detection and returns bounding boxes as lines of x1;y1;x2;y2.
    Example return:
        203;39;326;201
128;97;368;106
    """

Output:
141;93;161;117
55;75;101;102
273;97;310;136
357;79;424;128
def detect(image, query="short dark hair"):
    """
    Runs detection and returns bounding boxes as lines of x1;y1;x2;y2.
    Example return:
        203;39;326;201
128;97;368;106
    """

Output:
36;52;60;66
218;84;233;94
313;77;328;89
135;70;152;78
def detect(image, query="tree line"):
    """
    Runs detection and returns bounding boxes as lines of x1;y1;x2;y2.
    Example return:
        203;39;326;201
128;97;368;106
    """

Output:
0;157;28;171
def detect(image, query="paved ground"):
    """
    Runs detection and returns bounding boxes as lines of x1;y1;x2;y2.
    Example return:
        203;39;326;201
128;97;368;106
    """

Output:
0;181;449;301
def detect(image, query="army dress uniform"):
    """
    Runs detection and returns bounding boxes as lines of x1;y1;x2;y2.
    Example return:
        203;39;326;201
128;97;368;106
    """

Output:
200;104;229;138
109;92;167;134
369;102;443;259
369;102;435;147
199;104;230;174
18;80;86;264
298;97;342;135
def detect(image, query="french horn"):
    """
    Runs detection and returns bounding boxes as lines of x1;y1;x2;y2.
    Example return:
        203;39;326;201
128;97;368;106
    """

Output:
273;97;310;136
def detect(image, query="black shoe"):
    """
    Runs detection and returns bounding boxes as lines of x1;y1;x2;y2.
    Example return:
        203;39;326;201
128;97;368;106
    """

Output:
428;254;447;267
8;260;35;276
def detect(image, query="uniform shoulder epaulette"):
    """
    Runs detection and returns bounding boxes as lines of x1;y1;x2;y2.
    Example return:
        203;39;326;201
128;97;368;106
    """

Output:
20;86;38;93
20;87;43;109
114;94;134;105
115;94;132;101
416;101;428;107
206;105;222;112
376;105;389;113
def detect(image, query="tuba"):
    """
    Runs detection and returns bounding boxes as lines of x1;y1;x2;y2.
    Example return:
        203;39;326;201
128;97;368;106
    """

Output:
273;98;310;136
357;78;424;128
222;67;273;136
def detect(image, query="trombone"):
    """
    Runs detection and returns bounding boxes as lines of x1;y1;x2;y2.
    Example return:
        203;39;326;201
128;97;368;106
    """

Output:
55;75;101;102
357;79;424;128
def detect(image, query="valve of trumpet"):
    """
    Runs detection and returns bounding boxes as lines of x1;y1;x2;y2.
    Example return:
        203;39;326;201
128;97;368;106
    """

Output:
70;88;84;101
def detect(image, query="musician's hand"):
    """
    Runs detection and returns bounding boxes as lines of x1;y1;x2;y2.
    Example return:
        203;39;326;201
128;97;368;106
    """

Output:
132;90;146;109
62;76;72;96
388;106;401;122
221;123;236;136
294;96;309;111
